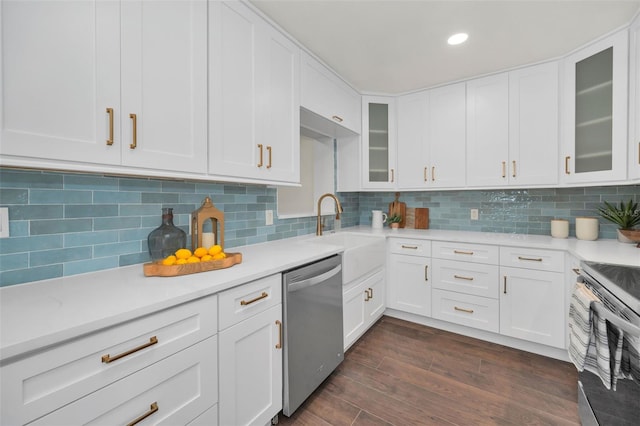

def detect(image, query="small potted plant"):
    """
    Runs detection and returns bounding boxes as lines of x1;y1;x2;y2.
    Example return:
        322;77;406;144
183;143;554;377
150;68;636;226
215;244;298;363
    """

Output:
386;214;402;230
597;199;640;243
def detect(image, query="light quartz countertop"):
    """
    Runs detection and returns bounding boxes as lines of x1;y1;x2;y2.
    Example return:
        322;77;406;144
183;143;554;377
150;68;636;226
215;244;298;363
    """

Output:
1;227;638;363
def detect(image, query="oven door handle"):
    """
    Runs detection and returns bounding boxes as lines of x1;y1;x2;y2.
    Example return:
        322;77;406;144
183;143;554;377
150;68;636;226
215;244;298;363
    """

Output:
287;265;342;293
592;302;640;337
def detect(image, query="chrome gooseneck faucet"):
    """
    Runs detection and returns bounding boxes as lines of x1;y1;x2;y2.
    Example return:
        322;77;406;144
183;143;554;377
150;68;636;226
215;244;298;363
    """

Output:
316;193;343;236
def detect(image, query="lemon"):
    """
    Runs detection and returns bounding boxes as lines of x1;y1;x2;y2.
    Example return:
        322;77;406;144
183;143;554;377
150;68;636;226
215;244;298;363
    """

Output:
212;252;226;260
175;258;187;265
208;245;222;256
162;255;177;266
193;247;208;258
175;248;192;260
186;256;200;263
201;254;213;262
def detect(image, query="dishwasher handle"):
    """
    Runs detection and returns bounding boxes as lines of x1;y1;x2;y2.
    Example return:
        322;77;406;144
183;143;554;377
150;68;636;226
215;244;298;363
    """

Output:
287;264;342;293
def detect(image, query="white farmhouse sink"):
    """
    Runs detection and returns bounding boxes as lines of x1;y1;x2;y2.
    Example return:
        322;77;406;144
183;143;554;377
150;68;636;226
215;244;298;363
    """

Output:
308;232;385;284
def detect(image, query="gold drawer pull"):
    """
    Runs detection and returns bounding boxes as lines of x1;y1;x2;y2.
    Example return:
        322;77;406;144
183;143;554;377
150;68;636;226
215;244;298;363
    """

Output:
572;268;580;275
266;145;272;169
503;276;507;294
127;402;158;426
332;115;343;123
453;250;474;255
424;167;428;182
129;113;137;149
240;291;268;306
275;320;282;349
367;288;373;299
565;156;571;174
257;144;264;167
390;168;395;182
106;107;114;146
518;256;543;262
424;265;429;281
454;306;474;314
512;160;516;178
102;336;158;364
454;274;474;281
501;161;506;178
364;289;371;302
432;166;435;181
401;245;418;249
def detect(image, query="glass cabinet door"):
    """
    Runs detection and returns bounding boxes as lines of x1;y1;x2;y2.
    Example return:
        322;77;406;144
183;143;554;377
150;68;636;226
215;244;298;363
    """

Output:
362;96;396;189
562;29;628;183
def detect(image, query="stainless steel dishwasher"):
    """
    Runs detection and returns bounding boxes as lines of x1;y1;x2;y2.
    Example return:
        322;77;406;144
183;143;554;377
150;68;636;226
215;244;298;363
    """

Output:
282;254;343;416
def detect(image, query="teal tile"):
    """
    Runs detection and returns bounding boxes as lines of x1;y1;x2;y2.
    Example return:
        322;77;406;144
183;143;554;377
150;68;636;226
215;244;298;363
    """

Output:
0;188;28;204
65;204;118;218
119;178;162;192
141;193;180;204
94;241;140;258
10;205;62;220
93;191;141;204
31;247;91;267
119;228;155;242
64;257;118;276
64;231;119;247
0;169;63;189
162;181;195;192
31;219;92;235
94;217;140;230
119;252;151;267
30;189;92;204
0;265;63;286
120;204;159;216
224;185;247;194
64;174;118;190
0;253;29;271
0;235;62;254
9;221;29;237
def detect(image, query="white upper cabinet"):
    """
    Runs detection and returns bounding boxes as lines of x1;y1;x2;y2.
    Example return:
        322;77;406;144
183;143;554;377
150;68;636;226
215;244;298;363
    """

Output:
362;96;397;189
629;16;640;181
561;29;629;184
396;83;466;189
466;73;510;187
1;0;208;175
508;62;559;186
1;0;121;166
300;51;361;135
209;1;299;185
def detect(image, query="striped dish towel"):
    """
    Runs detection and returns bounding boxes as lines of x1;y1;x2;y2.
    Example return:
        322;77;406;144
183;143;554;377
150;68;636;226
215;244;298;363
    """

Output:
568;282;600;371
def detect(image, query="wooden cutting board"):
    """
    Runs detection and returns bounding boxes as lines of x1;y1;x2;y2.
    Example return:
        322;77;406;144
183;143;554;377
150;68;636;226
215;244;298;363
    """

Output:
414;208;429;229
388;192;406;228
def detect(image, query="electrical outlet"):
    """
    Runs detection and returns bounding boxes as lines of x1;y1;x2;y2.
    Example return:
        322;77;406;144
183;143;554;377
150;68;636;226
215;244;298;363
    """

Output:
0;207;9;238
265;210;274;226
470;209;479;221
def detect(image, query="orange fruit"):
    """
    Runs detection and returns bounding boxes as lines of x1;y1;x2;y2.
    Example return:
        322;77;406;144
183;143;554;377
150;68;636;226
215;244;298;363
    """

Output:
175;248;192;259
193;247;208;258
201;254;213;262
175;258;187;265
162;255;177;266
186;256;200;263
208;245;222;256
212;252;226;260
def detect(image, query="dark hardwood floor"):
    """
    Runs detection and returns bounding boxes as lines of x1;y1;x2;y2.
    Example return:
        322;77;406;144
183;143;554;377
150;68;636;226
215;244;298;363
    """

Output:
279;316;580;425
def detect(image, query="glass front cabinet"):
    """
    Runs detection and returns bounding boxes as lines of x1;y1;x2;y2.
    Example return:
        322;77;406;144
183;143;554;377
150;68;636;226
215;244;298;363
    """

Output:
362;96;397;189
630;15;640;181
561;29;629;184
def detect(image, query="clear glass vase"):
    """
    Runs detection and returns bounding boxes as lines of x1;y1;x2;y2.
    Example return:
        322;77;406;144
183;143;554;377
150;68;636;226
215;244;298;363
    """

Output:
147;208;187;261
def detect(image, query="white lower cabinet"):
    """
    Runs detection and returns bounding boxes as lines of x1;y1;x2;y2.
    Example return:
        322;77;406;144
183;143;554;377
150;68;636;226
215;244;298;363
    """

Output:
500;266;565;349
387;254;432;316
31;336;218;426
218;275;283;426
432;289;499;333
343;269;385;350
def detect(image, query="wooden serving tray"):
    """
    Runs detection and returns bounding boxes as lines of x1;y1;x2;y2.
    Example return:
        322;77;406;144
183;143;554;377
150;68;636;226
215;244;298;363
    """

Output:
143;252;242;277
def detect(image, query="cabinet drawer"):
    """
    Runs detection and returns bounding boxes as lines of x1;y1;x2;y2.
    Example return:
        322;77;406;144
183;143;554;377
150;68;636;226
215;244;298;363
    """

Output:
31;336;218;425
432;241;498;264
389;238;431;256
1;295;217;426
432;289;499;333
218;274;282;331
432;259;499;299
499;247;564;272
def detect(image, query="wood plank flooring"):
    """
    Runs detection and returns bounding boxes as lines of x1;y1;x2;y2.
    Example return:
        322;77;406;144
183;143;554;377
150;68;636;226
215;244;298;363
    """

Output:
278;316;580;426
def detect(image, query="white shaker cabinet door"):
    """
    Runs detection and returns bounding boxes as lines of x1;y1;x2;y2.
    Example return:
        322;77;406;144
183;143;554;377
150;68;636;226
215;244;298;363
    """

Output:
466;73;509;187
509;62;559;186
120;0;207;173
396;91;429;189
387;254;431;317
1;0;121;165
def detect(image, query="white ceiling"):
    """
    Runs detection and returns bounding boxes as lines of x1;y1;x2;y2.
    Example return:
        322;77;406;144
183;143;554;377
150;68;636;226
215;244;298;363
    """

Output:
249;0;640;94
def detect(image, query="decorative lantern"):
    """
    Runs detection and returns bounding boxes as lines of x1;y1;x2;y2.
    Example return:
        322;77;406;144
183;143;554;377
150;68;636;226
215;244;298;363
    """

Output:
190;197;224;251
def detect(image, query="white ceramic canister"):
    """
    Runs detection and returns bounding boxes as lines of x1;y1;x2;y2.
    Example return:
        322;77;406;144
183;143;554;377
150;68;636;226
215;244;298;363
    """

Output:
372;210;388;229
575;217;599;241
550;219;569;238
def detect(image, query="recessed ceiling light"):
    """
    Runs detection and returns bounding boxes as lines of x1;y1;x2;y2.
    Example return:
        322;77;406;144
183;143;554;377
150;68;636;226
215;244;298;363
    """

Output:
447;33;468;45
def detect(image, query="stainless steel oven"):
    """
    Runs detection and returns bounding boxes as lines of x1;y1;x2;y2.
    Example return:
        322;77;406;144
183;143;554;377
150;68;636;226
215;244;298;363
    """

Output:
577;261;640;426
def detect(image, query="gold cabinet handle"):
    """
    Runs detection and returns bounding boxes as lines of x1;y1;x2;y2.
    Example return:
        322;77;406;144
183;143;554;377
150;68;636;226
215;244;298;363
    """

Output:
453;274;474;281
432;166;435;181
565;156;571;174
257;144;263;167
126;402;158;426
454;306;474;314
390;168;395;183
503;276;507;294
367;288;373;299
453;250;474;255
572;268;580;275
424;167;428;182
275;320;282;349
332;115;343;123
424;265;429;281
518;256;543;262
512;160;516;178
106;107;114;146
364;289;371;302
102;336;158;364
240;291;268;306
129;113;137;149
266;145;272;169
401;245;418;249
501;161;506;178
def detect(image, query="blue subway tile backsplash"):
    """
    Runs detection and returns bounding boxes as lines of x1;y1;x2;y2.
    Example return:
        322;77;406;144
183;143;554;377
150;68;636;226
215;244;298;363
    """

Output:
0;167;638;287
